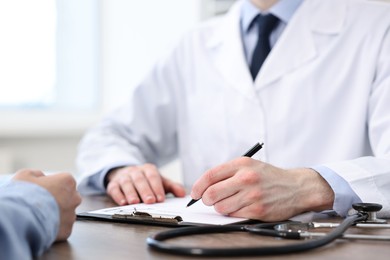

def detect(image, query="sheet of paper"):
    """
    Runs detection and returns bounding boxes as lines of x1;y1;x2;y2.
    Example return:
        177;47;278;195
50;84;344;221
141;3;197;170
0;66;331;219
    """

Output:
88;195;247;225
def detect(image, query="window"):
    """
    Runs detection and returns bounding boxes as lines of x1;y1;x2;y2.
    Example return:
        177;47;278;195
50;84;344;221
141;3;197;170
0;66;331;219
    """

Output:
0;0;56;107
0;0;236;137
0;0;100;136
0;0;99;111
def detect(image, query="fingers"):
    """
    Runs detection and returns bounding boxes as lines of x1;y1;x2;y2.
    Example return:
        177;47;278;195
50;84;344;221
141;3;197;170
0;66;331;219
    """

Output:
189;158;279;220
106;168;142;205
226;203;267;220
142;164;165;202
56;212;77;241
205;164;318;221
131;166;160;204
162;177;186;198
29;172;81;241
53;172;77;189
12;169;45;181
106;164;168;205
47;172;81;208
11;170;81;241
57;174;81;241
190;157;252;201
200;175;269;220
56;189;82;241
226;198;287;222
28;170;45;177
211;186;262;217
199;166;262;208
107;176;138;205
190;166;232;200
201;177;239;206
106;164;188;206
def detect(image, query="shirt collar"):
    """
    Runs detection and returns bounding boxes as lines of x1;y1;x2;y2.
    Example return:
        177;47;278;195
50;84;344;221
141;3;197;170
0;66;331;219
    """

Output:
241;0;304;32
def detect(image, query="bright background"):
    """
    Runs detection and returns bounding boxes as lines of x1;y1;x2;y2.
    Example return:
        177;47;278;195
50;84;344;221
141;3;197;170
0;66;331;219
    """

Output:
0;0;236;181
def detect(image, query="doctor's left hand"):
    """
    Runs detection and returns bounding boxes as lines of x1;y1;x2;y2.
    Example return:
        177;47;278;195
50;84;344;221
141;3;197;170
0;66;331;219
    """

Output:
190;157;335;221
106;164;186;206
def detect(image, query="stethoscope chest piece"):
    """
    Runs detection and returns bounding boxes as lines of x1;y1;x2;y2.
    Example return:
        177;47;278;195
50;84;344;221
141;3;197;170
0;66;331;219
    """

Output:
352;203;387;224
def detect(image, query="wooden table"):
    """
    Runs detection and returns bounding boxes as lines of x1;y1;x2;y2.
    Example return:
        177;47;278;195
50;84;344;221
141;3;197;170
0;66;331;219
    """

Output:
40;195;390;260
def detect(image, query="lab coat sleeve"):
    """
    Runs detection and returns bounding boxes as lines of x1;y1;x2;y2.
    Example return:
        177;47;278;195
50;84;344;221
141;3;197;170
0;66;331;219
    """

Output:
0;181;59;259
76;40;185;194
323;25;390;218
312;165;362;217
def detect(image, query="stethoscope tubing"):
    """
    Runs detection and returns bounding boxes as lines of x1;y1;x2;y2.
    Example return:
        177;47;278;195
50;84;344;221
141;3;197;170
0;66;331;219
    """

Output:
147;213;367;256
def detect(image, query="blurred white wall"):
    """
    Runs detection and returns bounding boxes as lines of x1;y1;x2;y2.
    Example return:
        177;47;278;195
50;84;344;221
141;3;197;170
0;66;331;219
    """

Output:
101;0;201;112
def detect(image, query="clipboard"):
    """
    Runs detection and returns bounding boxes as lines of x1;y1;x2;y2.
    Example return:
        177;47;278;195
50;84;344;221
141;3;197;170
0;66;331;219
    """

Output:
77;196;250;226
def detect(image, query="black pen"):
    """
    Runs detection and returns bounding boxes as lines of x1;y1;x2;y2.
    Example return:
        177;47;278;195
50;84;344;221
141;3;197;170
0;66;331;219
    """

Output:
186;142;264;208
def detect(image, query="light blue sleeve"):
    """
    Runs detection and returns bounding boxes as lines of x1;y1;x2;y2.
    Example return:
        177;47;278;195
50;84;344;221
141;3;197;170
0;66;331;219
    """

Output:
77;164;134;195
311;165;362;216
77;166;118;195
0;181;59;259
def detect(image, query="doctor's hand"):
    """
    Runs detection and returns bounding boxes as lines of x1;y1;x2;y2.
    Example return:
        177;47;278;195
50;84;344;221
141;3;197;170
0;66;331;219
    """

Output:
12;169;81;241
106;164;186;206
190;158;335;221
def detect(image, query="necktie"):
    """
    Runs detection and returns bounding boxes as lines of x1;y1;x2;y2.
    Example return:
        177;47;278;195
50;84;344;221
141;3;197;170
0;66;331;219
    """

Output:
249;14;279;80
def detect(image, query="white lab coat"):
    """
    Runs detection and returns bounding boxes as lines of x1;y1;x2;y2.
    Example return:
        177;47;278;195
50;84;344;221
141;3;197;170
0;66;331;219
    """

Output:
78;0;390;217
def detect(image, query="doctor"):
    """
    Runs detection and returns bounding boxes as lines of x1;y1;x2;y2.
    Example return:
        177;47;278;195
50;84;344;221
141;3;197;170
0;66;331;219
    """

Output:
77;0;390;221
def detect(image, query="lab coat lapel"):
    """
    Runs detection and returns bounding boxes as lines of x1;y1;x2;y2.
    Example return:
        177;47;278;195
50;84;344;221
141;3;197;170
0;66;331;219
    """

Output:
205;2;256;100
255;0;347;89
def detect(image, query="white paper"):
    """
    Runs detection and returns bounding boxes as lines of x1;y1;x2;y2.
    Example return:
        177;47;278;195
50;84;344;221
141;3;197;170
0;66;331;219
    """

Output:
88;195;247;225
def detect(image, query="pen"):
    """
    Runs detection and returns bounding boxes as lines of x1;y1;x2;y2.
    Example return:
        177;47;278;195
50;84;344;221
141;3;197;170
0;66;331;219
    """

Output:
186;142;264;208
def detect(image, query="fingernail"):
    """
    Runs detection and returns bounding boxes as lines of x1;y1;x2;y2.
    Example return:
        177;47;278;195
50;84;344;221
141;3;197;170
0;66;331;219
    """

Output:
127;198;137;204
157;195;163;202
146;196;154;203
120;199;126;205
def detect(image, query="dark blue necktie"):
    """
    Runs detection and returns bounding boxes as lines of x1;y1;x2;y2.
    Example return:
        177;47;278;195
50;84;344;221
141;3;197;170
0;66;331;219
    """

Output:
249;14;279;80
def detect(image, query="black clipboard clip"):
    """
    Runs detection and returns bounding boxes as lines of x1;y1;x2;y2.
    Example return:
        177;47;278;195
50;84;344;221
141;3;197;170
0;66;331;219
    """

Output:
112;208;183;224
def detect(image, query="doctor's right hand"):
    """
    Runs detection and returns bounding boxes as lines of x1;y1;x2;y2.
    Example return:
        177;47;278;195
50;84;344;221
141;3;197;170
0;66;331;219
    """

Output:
105;164;186;206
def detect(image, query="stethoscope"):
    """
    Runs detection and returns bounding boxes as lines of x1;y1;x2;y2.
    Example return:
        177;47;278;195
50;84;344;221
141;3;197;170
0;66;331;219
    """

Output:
147;203;390;256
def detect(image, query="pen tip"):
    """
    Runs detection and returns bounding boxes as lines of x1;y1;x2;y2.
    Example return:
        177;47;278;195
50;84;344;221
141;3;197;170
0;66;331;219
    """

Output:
186;198;199;208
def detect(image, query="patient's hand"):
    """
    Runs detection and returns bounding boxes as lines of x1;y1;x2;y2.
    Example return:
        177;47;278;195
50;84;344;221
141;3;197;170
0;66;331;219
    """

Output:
12;169;82;241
